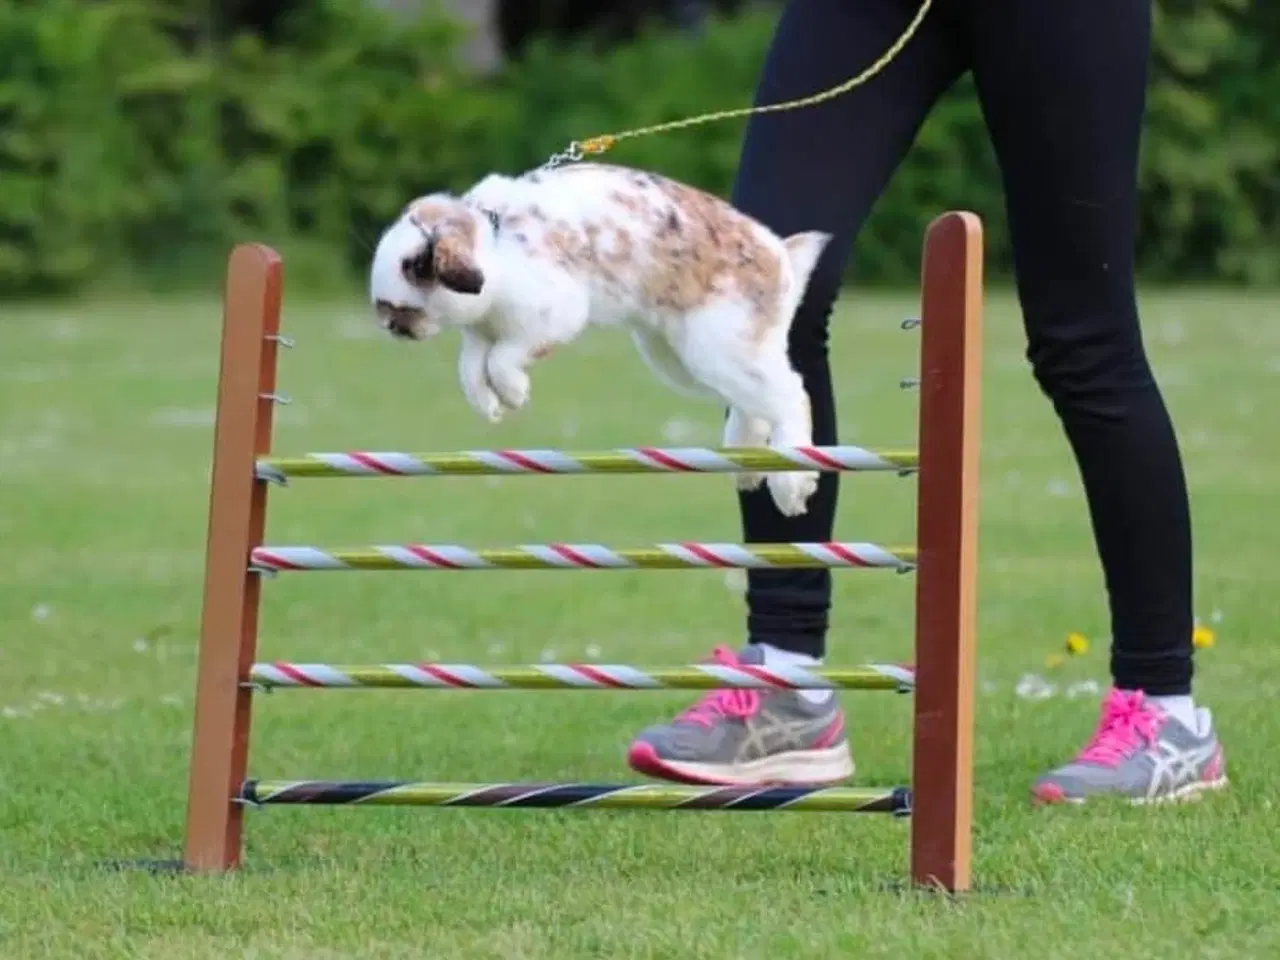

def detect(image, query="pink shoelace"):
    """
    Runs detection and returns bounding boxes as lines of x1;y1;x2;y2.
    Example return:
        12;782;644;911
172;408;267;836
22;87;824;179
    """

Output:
676;645;763;727
1075;688;1163;767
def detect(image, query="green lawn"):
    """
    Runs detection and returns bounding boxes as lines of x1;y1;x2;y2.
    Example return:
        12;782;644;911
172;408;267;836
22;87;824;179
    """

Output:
1;277;1278;958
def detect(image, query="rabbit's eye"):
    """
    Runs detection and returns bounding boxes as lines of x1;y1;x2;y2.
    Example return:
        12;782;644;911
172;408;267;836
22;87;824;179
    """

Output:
402;248;434;284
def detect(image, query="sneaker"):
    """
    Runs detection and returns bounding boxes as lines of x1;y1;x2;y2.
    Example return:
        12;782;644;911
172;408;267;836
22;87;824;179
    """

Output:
626;645;854;786
1032;687;1228;805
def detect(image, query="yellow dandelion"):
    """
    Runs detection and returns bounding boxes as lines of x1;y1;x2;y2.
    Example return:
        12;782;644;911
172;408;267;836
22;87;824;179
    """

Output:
1065;632;1090;656
1192;625;1216;649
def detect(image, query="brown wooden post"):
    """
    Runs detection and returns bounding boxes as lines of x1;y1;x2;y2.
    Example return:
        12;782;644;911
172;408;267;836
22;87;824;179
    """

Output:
182;244;284;872
910;212;983;893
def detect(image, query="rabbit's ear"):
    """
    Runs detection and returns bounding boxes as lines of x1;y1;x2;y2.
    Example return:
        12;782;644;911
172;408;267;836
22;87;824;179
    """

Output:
433;231;484;295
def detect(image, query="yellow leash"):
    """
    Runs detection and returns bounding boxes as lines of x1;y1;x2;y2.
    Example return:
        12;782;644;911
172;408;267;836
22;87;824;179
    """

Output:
544;0;934;168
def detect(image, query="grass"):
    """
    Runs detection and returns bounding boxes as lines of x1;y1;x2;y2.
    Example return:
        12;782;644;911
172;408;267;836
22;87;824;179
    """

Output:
1;278;1279;958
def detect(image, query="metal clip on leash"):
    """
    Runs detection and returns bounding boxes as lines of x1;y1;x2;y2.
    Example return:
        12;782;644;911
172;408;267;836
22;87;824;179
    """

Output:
540;141;585;171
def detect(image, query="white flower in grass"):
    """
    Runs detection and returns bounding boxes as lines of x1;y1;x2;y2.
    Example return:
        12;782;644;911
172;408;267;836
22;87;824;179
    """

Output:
31;604;51;622
584;644;602;661
1015;673;1056;701
1046;478;1070;498
539;648;557;663
1065;680;1101;699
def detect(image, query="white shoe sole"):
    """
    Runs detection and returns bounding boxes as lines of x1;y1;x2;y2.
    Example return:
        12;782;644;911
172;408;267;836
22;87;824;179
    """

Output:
657;743;855;786
1130;774;1230;806
1038;774;1230;807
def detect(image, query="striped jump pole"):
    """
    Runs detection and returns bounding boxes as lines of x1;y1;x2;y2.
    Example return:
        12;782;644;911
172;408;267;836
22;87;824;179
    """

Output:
181;211;982;894
247;661;917;691
240;780;912;814
256;445;917;482
247;542;916;573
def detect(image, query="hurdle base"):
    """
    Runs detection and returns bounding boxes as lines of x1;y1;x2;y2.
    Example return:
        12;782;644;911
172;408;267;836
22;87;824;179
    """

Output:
98;857;192;875
874;877;1027;899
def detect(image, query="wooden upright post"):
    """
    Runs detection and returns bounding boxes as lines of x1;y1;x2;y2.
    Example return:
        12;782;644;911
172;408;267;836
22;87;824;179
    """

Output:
910;212;983;893
183;244;283;872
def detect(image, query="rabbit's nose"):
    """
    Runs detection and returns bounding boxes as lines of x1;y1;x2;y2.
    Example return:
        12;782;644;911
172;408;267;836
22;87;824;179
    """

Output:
388;316;419;339
376;300;425;339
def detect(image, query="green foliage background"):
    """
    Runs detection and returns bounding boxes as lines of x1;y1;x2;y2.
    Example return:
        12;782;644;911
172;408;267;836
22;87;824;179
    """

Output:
1;0;1275;295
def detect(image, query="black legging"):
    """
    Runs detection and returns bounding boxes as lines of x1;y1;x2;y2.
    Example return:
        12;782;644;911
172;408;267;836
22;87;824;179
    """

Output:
734;0;1194;695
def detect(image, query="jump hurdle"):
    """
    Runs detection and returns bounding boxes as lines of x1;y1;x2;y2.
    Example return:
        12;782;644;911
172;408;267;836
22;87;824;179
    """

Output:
182;211;983;892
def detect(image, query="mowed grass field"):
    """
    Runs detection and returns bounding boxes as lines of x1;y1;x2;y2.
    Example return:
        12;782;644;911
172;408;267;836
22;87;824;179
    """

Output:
2;277;1278;959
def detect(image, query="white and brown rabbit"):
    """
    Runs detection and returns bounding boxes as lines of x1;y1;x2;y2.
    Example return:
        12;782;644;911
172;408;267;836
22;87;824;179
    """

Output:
368;162;830;517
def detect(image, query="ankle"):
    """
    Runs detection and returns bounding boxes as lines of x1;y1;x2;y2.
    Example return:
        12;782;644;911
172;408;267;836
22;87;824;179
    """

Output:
754;642;821;668
754;643;833;705
1124;689;1199;732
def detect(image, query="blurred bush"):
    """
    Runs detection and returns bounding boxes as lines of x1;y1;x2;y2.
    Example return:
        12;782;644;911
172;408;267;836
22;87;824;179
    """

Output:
0;0;1275;295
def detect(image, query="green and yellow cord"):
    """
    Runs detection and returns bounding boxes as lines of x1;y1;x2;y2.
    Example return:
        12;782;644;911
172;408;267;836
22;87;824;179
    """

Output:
554;0;934;164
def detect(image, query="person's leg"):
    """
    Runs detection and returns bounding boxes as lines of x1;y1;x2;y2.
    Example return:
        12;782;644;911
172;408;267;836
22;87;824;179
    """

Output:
731;0;964;668
628;0;964;786
965;0;1225;803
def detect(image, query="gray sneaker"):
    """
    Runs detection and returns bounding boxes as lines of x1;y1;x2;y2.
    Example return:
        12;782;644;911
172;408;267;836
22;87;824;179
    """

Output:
626;645;854;786
1032;688;1227;805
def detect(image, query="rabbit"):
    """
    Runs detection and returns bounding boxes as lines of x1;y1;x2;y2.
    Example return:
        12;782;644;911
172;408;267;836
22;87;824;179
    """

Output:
368;161;831;517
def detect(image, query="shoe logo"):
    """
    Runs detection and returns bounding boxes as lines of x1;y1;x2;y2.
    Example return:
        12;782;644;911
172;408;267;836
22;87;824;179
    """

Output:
736;710;829;761
1146;739;1217;798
